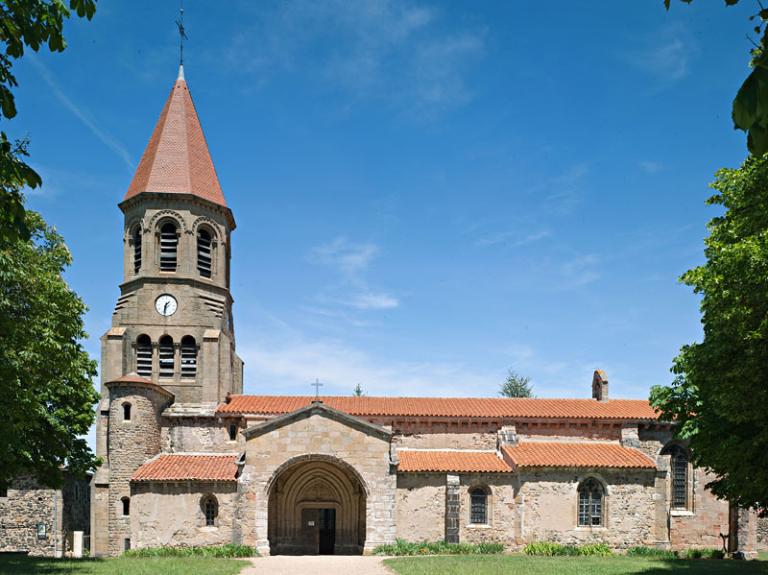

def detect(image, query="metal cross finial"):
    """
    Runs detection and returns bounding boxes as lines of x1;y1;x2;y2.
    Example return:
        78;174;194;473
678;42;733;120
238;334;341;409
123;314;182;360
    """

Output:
176;0;188;67
312;378;324;400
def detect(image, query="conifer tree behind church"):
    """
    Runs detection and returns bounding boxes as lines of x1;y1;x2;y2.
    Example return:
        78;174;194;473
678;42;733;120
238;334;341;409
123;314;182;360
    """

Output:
499;370;533;398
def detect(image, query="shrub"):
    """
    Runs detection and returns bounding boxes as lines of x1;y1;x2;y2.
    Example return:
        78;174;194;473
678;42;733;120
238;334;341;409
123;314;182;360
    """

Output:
523;542;612;556
124;544;257;558
685;548;725;560
626;546;678;559
373;539;504;556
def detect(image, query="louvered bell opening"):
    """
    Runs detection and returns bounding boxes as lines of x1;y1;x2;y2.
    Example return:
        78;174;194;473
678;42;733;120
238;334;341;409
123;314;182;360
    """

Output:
136;335;152;377
160;223;178;271
197;229;212;278
133;228;142;274
158;336;174;378
180;336;197;379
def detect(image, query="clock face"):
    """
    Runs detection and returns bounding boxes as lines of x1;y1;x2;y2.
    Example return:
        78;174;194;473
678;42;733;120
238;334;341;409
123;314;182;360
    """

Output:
155;294;178;317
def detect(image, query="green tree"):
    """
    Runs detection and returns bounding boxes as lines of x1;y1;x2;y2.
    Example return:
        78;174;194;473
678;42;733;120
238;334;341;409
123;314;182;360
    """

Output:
0;211;99;487
650;156;768;509
0;0;96;246
665;1;768;156
499;370;534;398
353;383;364;397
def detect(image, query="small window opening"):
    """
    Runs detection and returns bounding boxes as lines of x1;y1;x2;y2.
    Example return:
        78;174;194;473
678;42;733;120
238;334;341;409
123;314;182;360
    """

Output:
136;335;152;377
228;423;238;441
122;403;131;421
578;478;604;527
132;226;142;274
470;488;488;524
663;444;689;509
203;496;218;527
181;336;197;379
197;228;213;278
121;496;130;517
159;222;178;271
124;538;131;551
158;335;174;378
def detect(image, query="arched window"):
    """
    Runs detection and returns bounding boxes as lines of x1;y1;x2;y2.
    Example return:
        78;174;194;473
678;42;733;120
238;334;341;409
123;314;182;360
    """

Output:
578;478;604;527
122;403;131;422
132;226;142;274
159;222;178;271
470;487;488;524
121;496;130;517
197;228;213;278
202;495;218;527
136;335;152;377
181;336;197;379
662;444;689;509
158;335;175;378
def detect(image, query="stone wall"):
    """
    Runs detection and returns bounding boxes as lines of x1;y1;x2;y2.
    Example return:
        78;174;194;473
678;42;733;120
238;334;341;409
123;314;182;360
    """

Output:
0;476;61;556
393;432;496;450
668;467;729;550
131;482;237;548
163;417;239;453
519;468;656;549
0;474;88;557
458;473;517;546
395;474;445;541
757;515;768;550
241;409;396;555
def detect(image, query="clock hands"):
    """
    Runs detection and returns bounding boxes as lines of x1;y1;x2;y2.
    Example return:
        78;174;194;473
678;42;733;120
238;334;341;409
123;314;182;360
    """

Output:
163;301;170;315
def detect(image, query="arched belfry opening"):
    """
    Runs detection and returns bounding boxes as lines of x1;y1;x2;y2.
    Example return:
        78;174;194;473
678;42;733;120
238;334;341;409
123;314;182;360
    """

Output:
267;455;367;555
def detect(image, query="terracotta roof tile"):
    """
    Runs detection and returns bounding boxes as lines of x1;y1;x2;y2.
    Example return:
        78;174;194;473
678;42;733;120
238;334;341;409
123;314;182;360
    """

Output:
131;454;238;483
216;395;658;421
502;442;655;469
398;450;512;473
124;70;226;207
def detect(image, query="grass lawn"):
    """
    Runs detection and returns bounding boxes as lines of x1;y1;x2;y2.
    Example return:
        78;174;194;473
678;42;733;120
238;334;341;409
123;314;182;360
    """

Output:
383;556;768;575
0;555;248;575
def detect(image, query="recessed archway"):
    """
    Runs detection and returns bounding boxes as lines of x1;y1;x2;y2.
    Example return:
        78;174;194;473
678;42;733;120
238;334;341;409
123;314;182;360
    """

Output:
267;455;367;555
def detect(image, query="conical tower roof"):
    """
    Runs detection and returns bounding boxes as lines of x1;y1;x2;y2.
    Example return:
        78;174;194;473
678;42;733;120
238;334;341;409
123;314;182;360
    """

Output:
124;66;226;207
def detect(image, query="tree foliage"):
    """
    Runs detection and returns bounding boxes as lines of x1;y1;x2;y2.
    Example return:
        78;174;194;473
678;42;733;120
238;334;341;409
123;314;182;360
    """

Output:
353;383;364;397
0;211;99;487
665;0;768;156
0;0;96;246
499;370;534;398
650;156;768;509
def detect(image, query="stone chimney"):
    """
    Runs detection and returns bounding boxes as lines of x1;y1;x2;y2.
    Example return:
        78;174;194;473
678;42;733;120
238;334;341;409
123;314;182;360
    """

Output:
592;369;609;402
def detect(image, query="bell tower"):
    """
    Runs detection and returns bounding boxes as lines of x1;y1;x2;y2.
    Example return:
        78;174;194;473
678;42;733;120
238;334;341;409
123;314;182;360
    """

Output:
99;64;243;406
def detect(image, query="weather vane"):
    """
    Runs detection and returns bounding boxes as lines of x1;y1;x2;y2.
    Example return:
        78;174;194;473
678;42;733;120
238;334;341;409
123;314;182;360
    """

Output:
176;0;188;67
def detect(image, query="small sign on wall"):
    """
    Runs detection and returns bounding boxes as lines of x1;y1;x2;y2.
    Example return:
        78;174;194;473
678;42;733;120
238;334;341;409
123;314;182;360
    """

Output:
36;523;46;540
307;521;315;526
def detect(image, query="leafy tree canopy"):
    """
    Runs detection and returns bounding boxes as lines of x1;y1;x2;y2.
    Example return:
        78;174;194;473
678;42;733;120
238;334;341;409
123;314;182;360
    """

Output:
499;370;534;398
0;210;99;487
666;0;768;156
353;383;364;397
0;0;96;246
650;156;768;509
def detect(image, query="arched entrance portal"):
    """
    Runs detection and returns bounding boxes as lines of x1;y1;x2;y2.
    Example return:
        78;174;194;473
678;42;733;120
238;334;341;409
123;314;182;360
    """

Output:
267;455;367;555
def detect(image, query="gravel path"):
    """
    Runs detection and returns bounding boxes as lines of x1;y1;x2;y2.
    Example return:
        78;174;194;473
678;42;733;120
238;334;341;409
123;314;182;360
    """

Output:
241;555;392;575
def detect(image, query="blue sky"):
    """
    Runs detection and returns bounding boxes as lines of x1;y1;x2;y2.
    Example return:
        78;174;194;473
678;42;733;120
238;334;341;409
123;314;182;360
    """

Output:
12;1;754;401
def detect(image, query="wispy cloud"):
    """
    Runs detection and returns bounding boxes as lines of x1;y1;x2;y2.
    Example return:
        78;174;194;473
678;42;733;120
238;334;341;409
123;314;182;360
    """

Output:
28;55;134;171
310;237;380;276
638;160;664;174
627;23;696;83
216;0;485;113
475;229;551;248
308;236;400;313
560;254;601;289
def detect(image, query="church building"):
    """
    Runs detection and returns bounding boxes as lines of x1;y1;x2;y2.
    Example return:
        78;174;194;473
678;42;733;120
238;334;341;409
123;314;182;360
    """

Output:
90;66;763;557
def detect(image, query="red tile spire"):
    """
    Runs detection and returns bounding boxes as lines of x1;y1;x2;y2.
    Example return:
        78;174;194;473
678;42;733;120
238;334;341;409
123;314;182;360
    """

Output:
124;66;226;207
